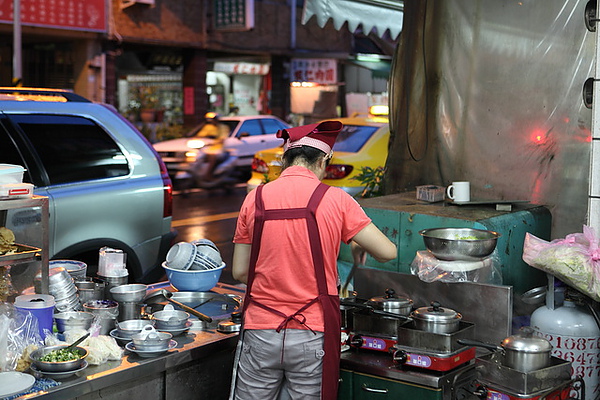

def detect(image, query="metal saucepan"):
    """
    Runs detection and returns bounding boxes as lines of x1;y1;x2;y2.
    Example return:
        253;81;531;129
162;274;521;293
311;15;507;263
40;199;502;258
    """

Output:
457;327;553;372
366;288;413;316
144;289;212;323
410;301;462;334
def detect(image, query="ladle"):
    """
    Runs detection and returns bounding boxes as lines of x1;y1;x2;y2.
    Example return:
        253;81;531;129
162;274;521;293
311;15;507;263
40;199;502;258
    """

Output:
145;289;213;323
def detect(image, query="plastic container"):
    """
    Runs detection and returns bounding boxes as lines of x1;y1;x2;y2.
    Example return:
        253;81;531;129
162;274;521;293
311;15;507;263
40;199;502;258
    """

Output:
0;164;25;184
14;294;56;339
162;261;225;291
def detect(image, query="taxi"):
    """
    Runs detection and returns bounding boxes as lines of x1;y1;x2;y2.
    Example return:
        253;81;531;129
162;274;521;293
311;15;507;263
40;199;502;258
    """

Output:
247;107;390;197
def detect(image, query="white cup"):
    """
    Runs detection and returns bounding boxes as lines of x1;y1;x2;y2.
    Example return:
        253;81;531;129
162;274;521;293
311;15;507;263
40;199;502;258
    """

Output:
446;181;470;203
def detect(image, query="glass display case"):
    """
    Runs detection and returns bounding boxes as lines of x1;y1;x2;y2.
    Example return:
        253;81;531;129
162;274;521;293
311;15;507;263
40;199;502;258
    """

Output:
0;195;49;301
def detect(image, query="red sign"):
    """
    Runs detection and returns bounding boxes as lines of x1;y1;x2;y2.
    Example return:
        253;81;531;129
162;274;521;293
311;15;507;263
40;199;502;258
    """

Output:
0;0;106;32
291;59;337;84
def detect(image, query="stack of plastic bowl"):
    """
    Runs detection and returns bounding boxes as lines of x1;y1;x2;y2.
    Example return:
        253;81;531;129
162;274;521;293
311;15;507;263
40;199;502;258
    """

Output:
162;241;225;292
189;239;223;270
46;267;82;312
50;260;87;281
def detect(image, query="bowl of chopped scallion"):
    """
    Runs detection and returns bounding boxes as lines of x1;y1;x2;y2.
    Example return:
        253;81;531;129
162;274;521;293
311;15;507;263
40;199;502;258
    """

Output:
30;344;88;372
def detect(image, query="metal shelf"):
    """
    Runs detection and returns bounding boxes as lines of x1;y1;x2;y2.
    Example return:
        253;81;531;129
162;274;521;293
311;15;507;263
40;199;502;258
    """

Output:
0;195;49;295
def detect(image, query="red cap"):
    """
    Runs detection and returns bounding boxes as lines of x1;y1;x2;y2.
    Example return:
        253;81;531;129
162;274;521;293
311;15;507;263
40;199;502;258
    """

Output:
277;121;343;154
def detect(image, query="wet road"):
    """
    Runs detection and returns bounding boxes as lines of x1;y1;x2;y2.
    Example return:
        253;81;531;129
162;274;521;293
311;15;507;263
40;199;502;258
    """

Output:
170;186;247;285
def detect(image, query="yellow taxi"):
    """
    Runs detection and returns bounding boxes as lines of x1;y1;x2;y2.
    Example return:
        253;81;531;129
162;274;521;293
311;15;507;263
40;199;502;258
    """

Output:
247;107;390;196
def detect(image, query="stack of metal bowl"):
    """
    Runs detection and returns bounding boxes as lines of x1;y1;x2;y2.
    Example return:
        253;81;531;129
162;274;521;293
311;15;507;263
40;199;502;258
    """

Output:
131;325;172;351
115;319;154;338
54;311;95;334
50;260;87;282
46;267;81;312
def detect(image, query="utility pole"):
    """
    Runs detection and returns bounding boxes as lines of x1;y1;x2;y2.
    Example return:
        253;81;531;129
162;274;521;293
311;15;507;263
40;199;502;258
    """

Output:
13;0;22;86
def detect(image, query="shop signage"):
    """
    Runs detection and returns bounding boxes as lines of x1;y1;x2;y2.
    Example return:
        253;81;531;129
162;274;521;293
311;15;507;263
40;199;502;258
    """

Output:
0;0;106;32
214;62;270;75
291;59;337;84
214;0;254;31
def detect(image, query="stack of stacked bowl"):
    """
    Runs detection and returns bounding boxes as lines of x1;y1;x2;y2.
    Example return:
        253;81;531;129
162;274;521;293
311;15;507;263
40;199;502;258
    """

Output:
53;311;95;334
109;284;147;321
162;241;225;292
46;267;81;312
50;260;87;282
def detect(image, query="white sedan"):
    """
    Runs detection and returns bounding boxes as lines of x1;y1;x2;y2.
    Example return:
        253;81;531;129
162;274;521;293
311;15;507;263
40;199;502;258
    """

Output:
153;115;290;184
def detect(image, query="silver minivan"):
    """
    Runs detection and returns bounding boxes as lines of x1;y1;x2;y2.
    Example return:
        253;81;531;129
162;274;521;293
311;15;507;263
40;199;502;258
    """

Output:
0;88;176;283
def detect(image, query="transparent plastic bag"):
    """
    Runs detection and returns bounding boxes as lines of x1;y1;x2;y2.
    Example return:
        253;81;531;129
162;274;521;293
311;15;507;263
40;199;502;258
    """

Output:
522;225;600;302
0;302;42;372
411;250;502;284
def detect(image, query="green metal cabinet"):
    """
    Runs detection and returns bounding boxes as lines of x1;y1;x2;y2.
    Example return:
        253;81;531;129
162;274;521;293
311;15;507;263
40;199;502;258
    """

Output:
337;370;443;400
338;192;551;296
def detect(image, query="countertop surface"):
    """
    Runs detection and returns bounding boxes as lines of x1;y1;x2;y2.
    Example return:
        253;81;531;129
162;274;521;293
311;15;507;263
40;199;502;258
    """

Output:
9;282;243;400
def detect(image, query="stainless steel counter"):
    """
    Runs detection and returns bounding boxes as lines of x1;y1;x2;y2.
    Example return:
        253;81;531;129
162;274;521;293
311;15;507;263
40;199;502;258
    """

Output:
15;283;243;400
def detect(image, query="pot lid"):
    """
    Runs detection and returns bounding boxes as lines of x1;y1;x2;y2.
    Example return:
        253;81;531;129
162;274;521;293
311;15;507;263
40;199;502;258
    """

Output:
367;288;412;309
502;327;553;353
412;301;460;322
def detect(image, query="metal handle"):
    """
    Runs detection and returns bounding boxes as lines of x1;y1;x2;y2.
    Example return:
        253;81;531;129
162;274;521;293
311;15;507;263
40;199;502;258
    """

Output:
361;384;388;394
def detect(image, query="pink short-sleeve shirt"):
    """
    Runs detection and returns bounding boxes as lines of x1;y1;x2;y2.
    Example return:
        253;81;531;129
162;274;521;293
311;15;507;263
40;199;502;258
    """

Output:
234;166;371;331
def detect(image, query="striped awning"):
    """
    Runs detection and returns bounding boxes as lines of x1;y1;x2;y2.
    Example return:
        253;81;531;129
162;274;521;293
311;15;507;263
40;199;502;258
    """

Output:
302;0;403;40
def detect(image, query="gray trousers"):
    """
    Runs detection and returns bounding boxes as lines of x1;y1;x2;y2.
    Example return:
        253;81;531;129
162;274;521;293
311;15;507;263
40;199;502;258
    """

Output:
232;329;325;400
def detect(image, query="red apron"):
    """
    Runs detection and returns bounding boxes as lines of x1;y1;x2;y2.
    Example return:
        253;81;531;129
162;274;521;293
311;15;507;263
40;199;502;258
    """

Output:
241;183;341;400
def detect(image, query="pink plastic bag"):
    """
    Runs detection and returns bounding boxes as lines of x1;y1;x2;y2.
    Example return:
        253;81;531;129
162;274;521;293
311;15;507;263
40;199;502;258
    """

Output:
522;225;600;302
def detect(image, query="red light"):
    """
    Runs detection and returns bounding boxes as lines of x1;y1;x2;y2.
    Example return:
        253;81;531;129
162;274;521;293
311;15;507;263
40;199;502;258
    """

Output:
325;165;353;180
252;158;269;174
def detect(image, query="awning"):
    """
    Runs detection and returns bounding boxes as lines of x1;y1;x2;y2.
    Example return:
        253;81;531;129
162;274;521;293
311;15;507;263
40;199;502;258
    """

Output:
347;59;391;79
302;0;403;40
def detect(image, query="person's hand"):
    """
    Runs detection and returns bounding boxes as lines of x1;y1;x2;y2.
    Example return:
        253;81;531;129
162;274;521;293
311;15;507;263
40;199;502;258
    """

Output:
351;241;367;266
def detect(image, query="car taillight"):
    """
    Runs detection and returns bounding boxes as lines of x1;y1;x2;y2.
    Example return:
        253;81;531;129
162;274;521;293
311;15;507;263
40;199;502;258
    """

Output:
325;164;353;180
252;158;269;174
158;159;173;218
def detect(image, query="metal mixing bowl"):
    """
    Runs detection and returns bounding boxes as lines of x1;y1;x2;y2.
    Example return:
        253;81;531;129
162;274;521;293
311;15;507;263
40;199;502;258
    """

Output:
419;228;501;261
30;344;88;372
54;311;95;333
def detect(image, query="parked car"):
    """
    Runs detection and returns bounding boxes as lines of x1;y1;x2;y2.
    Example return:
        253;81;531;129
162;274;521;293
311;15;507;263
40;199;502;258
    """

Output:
152;115;290;189
247;113;390;196
0;87;176;283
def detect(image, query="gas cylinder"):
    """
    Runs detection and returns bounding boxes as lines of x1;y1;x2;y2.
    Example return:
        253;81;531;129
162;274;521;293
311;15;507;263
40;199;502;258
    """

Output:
530;298;600;400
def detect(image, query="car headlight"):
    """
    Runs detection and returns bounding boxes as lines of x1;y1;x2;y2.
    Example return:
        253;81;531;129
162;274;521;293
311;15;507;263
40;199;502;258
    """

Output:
187;139;206;149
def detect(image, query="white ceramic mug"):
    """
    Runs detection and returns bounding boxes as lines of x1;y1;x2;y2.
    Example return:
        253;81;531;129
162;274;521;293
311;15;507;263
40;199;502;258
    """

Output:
446;181;470;203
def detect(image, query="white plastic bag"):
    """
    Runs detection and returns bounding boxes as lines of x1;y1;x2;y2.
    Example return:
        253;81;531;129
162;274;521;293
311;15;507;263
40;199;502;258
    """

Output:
411;250;502;284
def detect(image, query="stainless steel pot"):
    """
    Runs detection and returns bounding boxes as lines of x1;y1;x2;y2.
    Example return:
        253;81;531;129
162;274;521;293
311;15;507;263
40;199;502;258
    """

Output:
501;328;553;372
366;288;412;316
410;301;461;334
458;327;553;372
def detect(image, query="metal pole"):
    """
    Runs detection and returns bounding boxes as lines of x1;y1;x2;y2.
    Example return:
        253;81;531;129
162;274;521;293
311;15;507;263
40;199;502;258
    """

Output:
13;0;22;86
290;0;296;50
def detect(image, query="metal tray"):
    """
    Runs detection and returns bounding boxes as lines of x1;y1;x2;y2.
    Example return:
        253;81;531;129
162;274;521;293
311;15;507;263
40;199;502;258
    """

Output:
476;352;572;394
0;243;41;263
396;321;475;353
